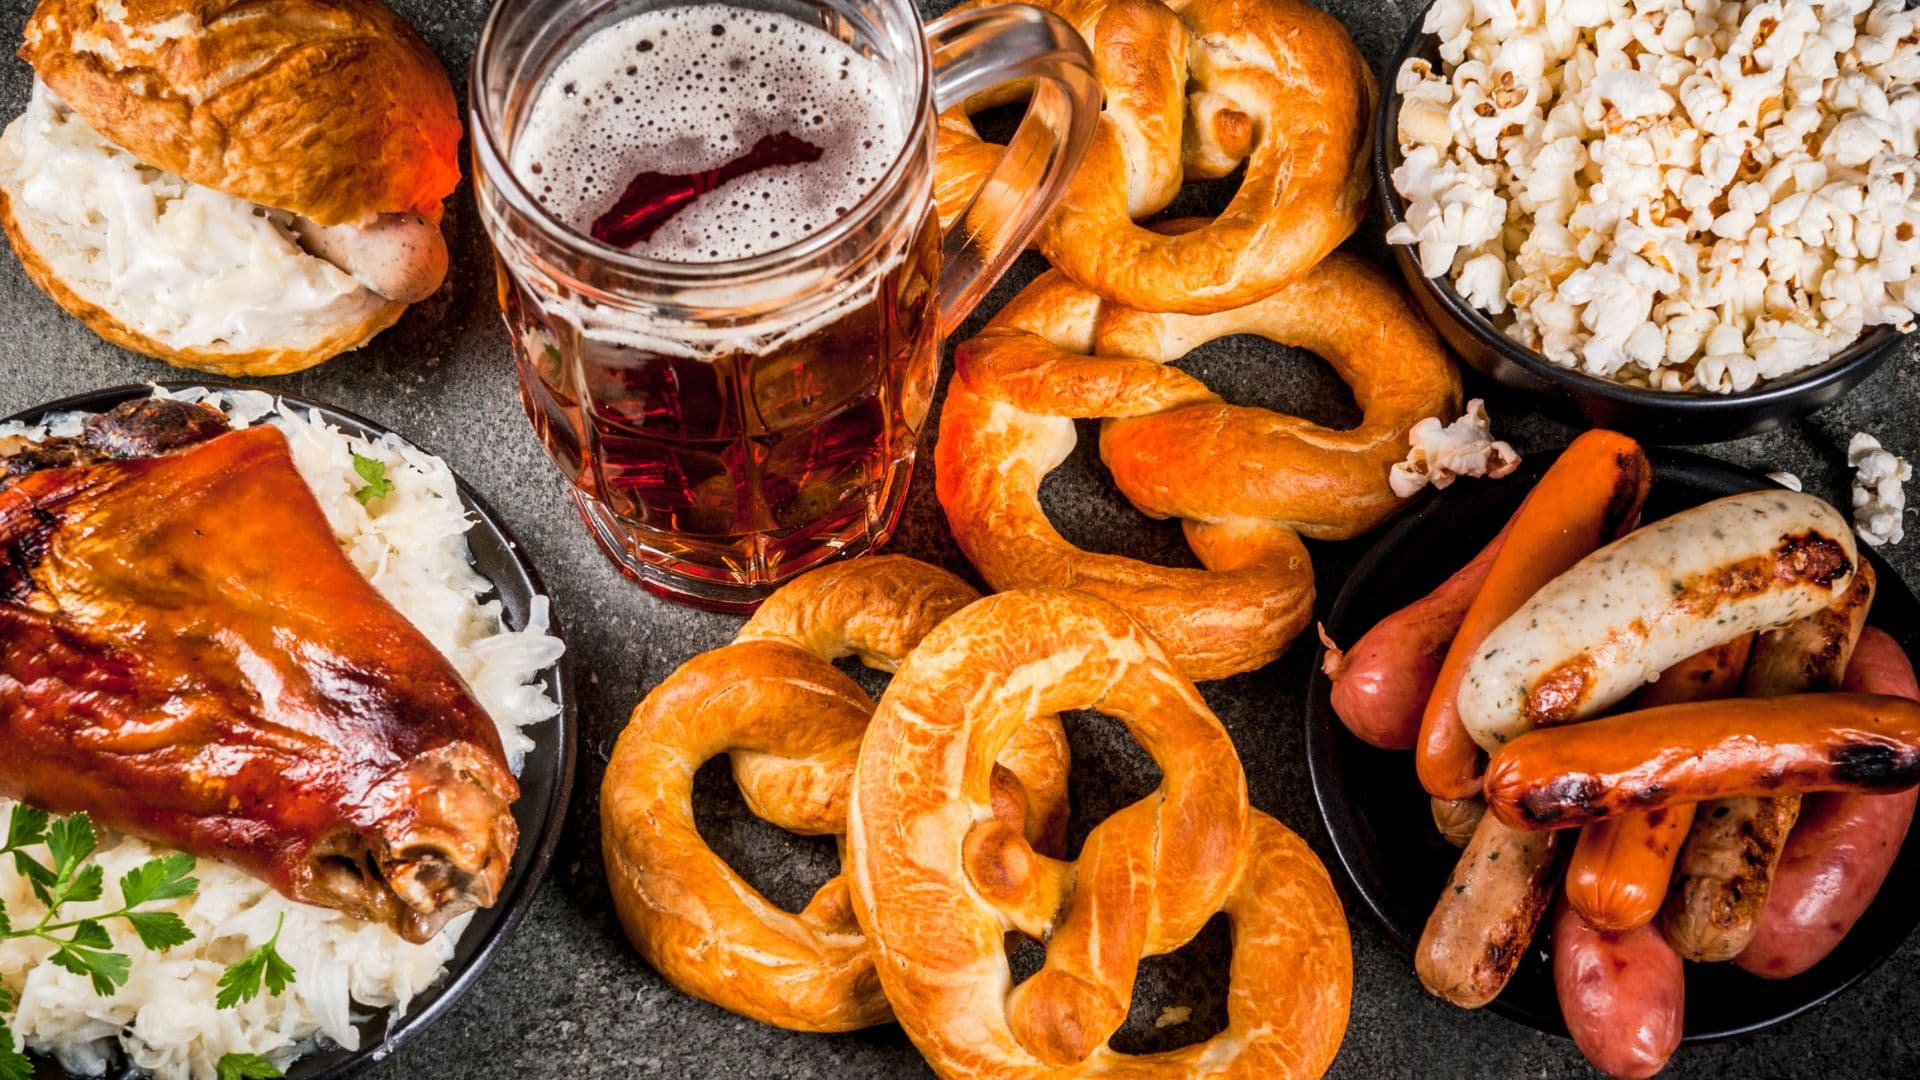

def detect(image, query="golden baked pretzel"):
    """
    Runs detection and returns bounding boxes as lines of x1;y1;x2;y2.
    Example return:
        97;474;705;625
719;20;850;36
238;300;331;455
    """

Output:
848;589;1352;1078
600;557;1070;1031
935;0;1375;314
935;242;1462;680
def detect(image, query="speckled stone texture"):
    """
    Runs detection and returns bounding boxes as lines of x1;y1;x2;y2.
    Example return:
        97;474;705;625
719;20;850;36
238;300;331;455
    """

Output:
0;0;1915;1076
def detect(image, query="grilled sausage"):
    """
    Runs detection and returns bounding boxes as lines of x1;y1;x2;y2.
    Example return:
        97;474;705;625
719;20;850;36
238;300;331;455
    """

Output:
1483;693;1920;830
1565;637;1752;932
1431;796;1486;848
1637;637;1758;710
1416;432;1650;799
1458;491;1858;754
1666;568;1875;961
1415;812;1559;1008
1323;523;1509;750
1663;795;1802;962
1737;627;1920;978
1741;563;1878;699
1552;899;1685;1080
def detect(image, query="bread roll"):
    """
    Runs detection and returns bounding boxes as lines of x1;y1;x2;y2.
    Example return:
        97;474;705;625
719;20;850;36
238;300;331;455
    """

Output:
0;0;459;375
20;0;460;226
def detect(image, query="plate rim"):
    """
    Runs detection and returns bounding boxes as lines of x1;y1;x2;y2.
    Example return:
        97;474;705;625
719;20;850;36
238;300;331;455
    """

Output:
1304;444;1920;1044
3;380;579;1080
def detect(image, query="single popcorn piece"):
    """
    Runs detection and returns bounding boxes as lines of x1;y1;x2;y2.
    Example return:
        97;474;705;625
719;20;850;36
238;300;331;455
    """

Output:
1767;471;1805;493
1390;0;1920;393
1455;252;1509;314
1849;432;1911;547
1390;399;1522;499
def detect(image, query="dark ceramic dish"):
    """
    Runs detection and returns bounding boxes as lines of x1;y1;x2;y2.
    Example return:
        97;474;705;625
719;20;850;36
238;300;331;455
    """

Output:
1306;446;1920;1041
6;382;578;1080
1374;10;1907;445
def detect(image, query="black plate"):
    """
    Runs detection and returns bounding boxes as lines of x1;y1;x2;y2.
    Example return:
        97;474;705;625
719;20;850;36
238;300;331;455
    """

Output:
1306;446;1920;1040
1372;4;1906;445
5;382;578;1080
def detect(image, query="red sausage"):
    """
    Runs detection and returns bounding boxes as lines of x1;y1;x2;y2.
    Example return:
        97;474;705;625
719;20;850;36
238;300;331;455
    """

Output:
1323;524;1510;750
1483;692;1920;830
1553;899;1685;1080
1736;627;1920;979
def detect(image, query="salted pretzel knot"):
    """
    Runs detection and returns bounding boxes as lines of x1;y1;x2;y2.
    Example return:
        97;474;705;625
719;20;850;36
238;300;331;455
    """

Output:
601;557;1070;1032
934;0;1375;314
848;589;1352;1078
935;241;1461;680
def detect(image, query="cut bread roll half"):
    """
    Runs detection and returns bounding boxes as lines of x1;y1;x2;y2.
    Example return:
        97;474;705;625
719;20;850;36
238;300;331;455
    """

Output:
1;0;461;376
0;89;406;376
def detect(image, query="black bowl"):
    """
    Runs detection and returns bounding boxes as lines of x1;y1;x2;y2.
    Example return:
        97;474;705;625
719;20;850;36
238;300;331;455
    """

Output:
1305;446;1920;1041
6;382;578;1080
1374;8;1908;445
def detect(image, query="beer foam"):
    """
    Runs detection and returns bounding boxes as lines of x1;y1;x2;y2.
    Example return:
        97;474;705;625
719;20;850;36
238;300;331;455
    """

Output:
512;4;907;262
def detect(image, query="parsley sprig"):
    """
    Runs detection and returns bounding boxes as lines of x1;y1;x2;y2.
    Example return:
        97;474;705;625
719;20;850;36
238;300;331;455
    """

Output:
0;985;25;1080
351;452;395;504
216;1051;284;1079
0;807;194;1078
0;806;299;1079
216;913;296;1010
0;808;196;995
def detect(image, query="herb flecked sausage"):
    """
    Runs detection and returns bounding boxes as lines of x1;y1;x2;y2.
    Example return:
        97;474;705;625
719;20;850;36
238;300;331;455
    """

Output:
1415;812;1559;1008
1666;567;1874;961
1458;491;1858;754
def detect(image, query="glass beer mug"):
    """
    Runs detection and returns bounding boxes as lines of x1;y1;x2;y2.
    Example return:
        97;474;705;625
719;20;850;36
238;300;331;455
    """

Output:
471;0;1098;609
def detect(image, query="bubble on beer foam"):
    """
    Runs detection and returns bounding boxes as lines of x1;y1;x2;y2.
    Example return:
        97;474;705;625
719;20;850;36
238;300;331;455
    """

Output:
512;5;907;262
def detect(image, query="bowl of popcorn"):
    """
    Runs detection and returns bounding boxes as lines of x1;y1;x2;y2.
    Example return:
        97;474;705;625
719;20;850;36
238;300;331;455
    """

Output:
1378;0;1918;443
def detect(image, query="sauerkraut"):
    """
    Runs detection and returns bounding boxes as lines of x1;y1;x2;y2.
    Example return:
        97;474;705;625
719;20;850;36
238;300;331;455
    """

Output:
0;83;388;352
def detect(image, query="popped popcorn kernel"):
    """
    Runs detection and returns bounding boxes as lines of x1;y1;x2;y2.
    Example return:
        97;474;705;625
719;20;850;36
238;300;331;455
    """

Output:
1849;431;1911;547
1390;399;1522;499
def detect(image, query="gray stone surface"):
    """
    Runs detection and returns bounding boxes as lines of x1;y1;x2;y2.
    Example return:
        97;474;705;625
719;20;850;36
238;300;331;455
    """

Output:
0;0;1915;1076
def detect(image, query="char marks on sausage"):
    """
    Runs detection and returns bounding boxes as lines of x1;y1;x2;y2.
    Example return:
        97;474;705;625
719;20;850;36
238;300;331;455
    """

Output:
1458;491;1858;754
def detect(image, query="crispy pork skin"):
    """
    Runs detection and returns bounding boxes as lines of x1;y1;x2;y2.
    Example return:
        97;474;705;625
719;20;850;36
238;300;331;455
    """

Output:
0;422;518;942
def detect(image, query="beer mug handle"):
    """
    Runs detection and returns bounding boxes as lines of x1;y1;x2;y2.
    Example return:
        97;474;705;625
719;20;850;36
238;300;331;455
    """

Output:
924;4;1099;337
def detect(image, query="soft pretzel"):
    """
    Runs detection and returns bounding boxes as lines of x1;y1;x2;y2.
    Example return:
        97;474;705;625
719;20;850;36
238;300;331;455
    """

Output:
847;589;1352;1078
935;0;1374;314
600;557;1070;1031
935;243;1462;680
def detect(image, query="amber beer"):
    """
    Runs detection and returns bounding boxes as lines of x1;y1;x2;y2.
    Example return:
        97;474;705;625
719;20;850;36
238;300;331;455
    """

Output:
502;214;941;587
472;0;1097;607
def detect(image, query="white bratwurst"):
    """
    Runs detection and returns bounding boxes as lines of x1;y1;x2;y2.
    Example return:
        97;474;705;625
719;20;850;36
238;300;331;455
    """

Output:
292;212;449;305
1458;490;1857;753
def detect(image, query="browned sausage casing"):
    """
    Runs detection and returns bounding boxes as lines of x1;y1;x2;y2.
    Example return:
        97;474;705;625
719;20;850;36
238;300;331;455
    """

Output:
1741;563;1877;699
1484;693;1920;830
1553;899;1685;1080
1667;567;1875;960
1431;796;1486;849
1415;812;1558;1008
1737;627;1920;978
1662;795;1801;962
